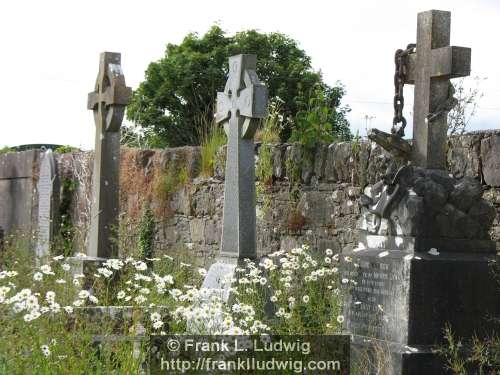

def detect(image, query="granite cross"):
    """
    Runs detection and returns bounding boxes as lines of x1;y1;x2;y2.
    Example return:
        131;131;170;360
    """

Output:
215;54;268;259
197;55;267;309
405;10;471;169
87;52;131;258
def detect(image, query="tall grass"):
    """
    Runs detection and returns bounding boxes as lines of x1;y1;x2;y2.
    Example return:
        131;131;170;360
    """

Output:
199;119;227;178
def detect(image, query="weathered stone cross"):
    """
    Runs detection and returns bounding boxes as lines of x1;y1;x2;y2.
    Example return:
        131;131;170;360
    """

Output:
198;55;267;307
405;10;471;169
87;52;131;258
215;54;268;259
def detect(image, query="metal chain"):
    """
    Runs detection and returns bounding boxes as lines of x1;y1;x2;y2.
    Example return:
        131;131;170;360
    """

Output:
392;43;416;137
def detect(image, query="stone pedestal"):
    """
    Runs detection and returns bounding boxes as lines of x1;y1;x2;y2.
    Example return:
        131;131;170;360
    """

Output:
342;247;499;374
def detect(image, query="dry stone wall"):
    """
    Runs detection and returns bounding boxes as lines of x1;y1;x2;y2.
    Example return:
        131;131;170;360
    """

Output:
1;130;500;266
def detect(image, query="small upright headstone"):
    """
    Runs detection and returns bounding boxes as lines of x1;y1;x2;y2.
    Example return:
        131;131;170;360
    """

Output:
87;52;131;258
36;150;59;258
201;54;268;300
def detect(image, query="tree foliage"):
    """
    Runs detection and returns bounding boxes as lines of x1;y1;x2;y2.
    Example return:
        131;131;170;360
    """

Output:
127;26;351;147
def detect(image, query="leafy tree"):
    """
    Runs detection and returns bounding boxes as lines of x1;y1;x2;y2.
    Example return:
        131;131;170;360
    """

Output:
127;25;351;147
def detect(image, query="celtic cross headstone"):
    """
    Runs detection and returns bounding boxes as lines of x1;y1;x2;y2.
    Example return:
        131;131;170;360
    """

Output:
87;52;131;258
201;54;267;302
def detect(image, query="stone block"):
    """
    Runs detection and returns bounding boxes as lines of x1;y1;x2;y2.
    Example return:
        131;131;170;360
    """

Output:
481;132;500;187
343;248;500;375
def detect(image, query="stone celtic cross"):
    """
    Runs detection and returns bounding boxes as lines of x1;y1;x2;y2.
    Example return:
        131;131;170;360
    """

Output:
405;10;471;169
87;52;131;258
216;54;268;259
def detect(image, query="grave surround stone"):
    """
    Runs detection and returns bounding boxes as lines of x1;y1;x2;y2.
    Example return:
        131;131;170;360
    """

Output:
343;10;500;375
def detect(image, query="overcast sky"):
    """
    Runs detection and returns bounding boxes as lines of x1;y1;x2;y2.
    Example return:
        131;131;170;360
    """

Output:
1;0;499;149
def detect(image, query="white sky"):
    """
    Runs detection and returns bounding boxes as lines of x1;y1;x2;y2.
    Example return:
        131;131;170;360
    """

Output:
1;0;499;149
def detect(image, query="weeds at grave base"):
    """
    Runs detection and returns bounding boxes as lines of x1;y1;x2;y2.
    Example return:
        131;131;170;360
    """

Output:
0;230;345;374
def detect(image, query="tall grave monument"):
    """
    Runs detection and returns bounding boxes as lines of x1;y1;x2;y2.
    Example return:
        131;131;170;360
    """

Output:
87;52;131;258
201;54;267;300
343;10;499;374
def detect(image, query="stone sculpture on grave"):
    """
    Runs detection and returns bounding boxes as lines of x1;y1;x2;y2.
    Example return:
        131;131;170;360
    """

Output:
87;52;131;258
201;54;268;302
35;149;59;258
343;10;499;375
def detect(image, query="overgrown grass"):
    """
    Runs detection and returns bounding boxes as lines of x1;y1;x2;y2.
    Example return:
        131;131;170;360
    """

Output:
153;165;189;209
0;234;345;374
199;120;226;178
256;100;282;186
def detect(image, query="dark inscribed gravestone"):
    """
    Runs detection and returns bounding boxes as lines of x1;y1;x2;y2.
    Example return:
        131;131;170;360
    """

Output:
35;150;59;258
201;54;267;300
343;10;500;374
87;52;131;258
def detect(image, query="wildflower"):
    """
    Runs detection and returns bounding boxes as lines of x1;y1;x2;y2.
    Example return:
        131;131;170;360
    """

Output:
302;295;310;303
75;252;87;258
61;263;71;271
337;315;345;324
55;279;66;284
134;261;147;271
45;291;56;303
134;295;146;304
104;259;124;270
198;268;207;277
40;345;51;357
325;248;333;256
259;277;267;286
33;272;43;281
152;320;164;329
97;267;113;278
270;296;278;303
324;257;332;264
378;251;389;258
63;306;73;314
89;295;99;304
332;254;340;261
73;299;84;307
139;288;150;295
50;303;61;313
117;291;126;300
40;265;53;275
344;256;352;263
78;290;90;299
73;279;80;287
151;312;161;322
53;255;64;261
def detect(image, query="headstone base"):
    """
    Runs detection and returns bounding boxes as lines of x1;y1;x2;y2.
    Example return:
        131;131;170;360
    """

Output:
342;247;499;374
201;257;240;303
350;336;443;375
